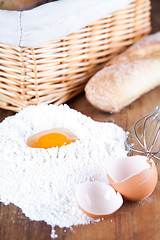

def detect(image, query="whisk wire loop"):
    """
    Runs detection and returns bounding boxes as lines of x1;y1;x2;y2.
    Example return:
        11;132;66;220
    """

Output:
127;107;160;164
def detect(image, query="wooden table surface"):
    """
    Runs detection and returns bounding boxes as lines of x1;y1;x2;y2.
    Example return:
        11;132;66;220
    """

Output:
0;1;160;239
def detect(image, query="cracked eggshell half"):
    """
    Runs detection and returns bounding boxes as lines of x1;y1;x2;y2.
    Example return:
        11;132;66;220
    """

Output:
107;156;158;201
75;181;123;219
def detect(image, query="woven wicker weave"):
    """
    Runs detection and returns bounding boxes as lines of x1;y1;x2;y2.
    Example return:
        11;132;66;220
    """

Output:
0;0;151;112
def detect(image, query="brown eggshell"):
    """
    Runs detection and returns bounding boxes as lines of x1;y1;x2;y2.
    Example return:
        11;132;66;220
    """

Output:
75;181;123;219
78;204;121;219
107;161;158;201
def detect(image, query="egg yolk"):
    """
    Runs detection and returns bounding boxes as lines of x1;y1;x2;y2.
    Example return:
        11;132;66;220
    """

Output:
34;133;71;149
27;128;77;149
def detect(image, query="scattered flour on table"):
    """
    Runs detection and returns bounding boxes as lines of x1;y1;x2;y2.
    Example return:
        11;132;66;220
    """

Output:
0;104;127;238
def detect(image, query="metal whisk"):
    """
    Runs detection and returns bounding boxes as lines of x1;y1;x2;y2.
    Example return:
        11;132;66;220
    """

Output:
127;107;160;164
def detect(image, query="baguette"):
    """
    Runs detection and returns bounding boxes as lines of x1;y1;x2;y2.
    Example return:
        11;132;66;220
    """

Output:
0;0;47;10
85;32;160;113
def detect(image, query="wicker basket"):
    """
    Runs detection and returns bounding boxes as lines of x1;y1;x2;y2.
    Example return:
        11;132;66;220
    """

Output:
0;0;151;112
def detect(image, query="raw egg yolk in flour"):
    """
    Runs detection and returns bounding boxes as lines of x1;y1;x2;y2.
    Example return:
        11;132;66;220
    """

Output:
27;128;77;149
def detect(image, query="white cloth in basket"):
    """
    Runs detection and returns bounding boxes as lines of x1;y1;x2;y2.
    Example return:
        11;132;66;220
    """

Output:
0;0;133;47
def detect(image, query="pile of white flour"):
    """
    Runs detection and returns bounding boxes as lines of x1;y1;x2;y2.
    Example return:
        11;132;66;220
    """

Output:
0;104;127;238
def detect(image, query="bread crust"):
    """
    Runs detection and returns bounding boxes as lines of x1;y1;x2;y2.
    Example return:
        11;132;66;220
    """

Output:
85;32;160;113
0;0;47;10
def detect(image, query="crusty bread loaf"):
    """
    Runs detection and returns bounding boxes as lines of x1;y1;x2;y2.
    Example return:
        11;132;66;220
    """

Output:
85;32;160;113
0;0;49;10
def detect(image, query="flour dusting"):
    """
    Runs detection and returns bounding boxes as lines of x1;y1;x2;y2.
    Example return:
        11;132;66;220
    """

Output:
0;104;127;238
126;32;160;51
